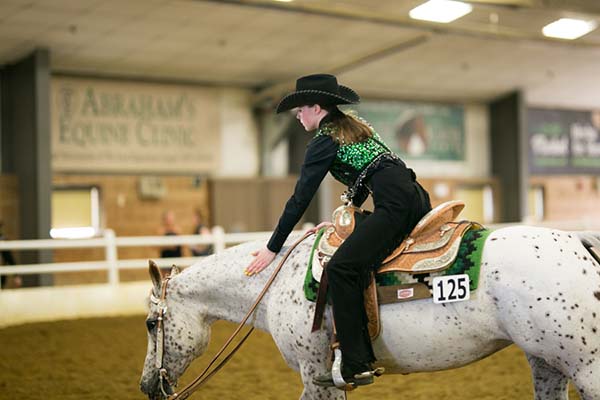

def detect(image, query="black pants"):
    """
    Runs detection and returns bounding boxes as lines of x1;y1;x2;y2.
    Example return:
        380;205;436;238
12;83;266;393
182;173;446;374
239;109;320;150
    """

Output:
326;165;431;372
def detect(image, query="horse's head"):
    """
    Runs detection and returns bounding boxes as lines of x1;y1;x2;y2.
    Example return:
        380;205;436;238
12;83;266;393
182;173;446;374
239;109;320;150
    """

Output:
140;261;211;400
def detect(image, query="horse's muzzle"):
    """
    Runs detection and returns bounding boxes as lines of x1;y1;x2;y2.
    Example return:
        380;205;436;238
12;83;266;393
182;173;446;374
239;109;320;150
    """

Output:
140;384;167;400
140;373;172;400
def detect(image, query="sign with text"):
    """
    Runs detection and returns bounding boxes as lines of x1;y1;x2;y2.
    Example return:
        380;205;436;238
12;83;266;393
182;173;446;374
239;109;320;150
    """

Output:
528;108;600;174
352;101;465;161
51;77;220;174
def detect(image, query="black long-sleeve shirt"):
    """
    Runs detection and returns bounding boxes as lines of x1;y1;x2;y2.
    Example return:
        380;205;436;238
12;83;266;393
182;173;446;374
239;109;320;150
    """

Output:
266;113;381;253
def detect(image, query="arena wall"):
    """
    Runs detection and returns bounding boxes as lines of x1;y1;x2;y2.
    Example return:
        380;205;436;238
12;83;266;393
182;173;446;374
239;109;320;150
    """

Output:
17;81;261;285
51;175;210;285
531;175;600;221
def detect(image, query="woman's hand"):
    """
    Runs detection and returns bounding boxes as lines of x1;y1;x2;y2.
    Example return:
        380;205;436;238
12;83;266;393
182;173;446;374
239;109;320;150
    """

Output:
245;247;276;276
307;221;333;234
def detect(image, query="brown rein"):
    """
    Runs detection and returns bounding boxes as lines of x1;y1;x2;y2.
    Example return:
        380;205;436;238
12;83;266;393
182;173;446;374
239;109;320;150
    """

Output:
162;231;315;400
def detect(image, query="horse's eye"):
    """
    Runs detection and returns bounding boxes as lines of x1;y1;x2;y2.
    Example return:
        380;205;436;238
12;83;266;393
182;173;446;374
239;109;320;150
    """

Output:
146;319;158;332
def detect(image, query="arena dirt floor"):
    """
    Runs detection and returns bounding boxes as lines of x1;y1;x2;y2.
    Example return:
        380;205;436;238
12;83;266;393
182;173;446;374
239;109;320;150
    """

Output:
0;316;581;400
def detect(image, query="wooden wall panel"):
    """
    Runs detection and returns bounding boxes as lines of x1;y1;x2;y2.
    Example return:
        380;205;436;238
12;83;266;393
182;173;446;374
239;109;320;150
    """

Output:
210;179;263;233
52;174;210;284
0;174;19;243
210;177;298;233
530;176;600;222
0;175;21;287
264;178;301;230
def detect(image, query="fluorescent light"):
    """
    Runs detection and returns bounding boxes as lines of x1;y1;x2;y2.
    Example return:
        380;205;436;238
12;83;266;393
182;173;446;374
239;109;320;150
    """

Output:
542;18;597;40
409;0;472;23
50;227;96;239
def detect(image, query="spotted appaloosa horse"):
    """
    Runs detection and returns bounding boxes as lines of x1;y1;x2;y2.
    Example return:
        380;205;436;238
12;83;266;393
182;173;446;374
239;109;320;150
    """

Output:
140;226;600;400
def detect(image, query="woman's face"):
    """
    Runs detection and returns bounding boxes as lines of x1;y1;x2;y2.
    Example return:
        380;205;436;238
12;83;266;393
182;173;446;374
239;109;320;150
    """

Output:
295;105;321;131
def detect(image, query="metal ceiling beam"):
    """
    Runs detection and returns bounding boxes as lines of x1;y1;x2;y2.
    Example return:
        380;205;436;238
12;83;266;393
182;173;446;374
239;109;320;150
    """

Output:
206;0;600;46
252;34;432;108
466;0;600;15
537;0;600;15
464;0;536;7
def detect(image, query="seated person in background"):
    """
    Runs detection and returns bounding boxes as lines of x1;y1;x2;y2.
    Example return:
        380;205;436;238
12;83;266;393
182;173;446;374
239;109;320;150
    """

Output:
157;210;182;258
190;209;213;257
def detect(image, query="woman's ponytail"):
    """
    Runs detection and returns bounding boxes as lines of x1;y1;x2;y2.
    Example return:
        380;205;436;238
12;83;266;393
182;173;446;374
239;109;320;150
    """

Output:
324;106;373;144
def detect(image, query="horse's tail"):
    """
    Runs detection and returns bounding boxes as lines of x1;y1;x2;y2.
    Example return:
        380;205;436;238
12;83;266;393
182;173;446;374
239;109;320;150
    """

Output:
577;231;600;265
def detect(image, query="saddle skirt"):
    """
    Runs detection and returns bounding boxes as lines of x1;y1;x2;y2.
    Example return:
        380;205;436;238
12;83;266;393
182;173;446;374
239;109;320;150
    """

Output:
310;200;484;340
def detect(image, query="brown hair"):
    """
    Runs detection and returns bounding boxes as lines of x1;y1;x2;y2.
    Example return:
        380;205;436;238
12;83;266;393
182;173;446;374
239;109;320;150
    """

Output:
324;107;372;144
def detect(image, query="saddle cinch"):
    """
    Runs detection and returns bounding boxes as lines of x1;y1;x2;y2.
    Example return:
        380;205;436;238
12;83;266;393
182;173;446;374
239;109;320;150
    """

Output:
314;200;475;340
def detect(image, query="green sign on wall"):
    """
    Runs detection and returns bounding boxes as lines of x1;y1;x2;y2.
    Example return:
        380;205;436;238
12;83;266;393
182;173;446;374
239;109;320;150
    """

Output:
528;108;600;174
351;101;465;161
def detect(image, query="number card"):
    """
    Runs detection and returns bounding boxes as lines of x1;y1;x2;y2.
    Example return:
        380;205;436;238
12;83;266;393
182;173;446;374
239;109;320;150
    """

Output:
432;274;470;304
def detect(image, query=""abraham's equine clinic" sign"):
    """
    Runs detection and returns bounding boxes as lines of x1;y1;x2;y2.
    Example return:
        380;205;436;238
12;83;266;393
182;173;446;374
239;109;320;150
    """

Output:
51;77;220;174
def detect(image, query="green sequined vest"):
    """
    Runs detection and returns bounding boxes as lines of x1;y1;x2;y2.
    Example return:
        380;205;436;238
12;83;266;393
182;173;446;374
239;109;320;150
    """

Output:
315;122;390;187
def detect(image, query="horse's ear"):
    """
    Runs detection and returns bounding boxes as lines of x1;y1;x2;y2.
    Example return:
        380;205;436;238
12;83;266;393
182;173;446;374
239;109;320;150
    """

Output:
170;264;180;277
149;260;162;294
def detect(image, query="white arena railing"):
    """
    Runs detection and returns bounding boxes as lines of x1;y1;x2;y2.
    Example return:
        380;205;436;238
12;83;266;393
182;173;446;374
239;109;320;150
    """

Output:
0;219;598;290
0;225;319;291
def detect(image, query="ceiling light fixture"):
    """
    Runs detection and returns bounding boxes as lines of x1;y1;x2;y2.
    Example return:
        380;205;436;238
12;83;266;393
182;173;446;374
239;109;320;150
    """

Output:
542;18;597;40
409;0;473;24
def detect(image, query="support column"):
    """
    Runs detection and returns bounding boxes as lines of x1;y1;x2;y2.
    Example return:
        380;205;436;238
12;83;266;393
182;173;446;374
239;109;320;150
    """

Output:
1;48;52;285
489;91;528;222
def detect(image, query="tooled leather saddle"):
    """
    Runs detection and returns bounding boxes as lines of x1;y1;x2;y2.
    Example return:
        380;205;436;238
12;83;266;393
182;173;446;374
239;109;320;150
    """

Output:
312;200;474;340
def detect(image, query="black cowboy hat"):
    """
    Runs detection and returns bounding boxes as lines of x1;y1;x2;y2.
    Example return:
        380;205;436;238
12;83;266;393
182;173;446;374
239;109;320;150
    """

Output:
276;74;360;113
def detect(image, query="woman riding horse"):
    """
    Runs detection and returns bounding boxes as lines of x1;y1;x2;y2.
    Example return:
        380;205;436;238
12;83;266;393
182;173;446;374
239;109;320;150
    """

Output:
245;73;431;388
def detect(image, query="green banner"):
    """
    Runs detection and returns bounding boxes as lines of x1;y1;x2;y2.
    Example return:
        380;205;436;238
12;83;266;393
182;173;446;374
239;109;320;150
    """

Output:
350;101;465;161
528;108;600;174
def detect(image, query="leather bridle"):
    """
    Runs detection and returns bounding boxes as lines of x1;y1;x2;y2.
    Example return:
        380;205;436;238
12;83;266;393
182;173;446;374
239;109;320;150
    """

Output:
150;275;177;397
149;232;314;400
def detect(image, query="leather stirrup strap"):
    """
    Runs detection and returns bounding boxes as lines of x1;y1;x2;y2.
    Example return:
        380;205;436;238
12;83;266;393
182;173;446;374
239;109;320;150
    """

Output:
311;268;329;332
168;231;315;400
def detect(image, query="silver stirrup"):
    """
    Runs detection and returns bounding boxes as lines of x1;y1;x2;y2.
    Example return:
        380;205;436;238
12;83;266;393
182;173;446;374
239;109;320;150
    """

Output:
331;347;348;389
331;347;385;391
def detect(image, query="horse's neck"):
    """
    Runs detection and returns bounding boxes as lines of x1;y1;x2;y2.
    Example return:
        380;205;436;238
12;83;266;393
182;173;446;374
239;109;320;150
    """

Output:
175;241;279;332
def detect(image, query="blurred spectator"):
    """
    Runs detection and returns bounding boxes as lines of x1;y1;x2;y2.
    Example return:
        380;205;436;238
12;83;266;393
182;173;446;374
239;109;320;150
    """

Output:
0;220;20;289
157;210;182;258
190;209;213;256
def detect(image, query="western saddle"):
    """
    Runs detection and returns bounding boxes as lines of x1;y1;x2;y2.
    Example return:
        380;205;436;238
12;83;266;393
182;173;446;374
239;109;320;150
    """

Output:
312;200;475;340
318;200;472;275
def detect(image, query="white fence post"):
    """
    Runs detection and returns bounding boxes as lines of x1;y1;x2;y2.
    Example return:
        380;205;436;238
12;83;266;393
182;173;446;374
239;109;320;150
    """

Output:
104;229;119;286
212;226;226;253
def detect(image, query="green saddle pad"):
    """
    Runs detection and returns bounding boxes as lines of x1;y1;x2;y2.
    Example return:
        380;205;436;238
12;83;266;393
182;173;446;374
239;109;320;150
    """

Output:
304;227;492;302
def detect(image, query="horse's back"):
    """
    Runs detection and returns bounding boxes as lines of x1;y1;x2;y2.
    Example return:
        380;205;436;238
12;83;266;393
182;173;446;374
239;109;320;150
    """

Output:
483;226;600;364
